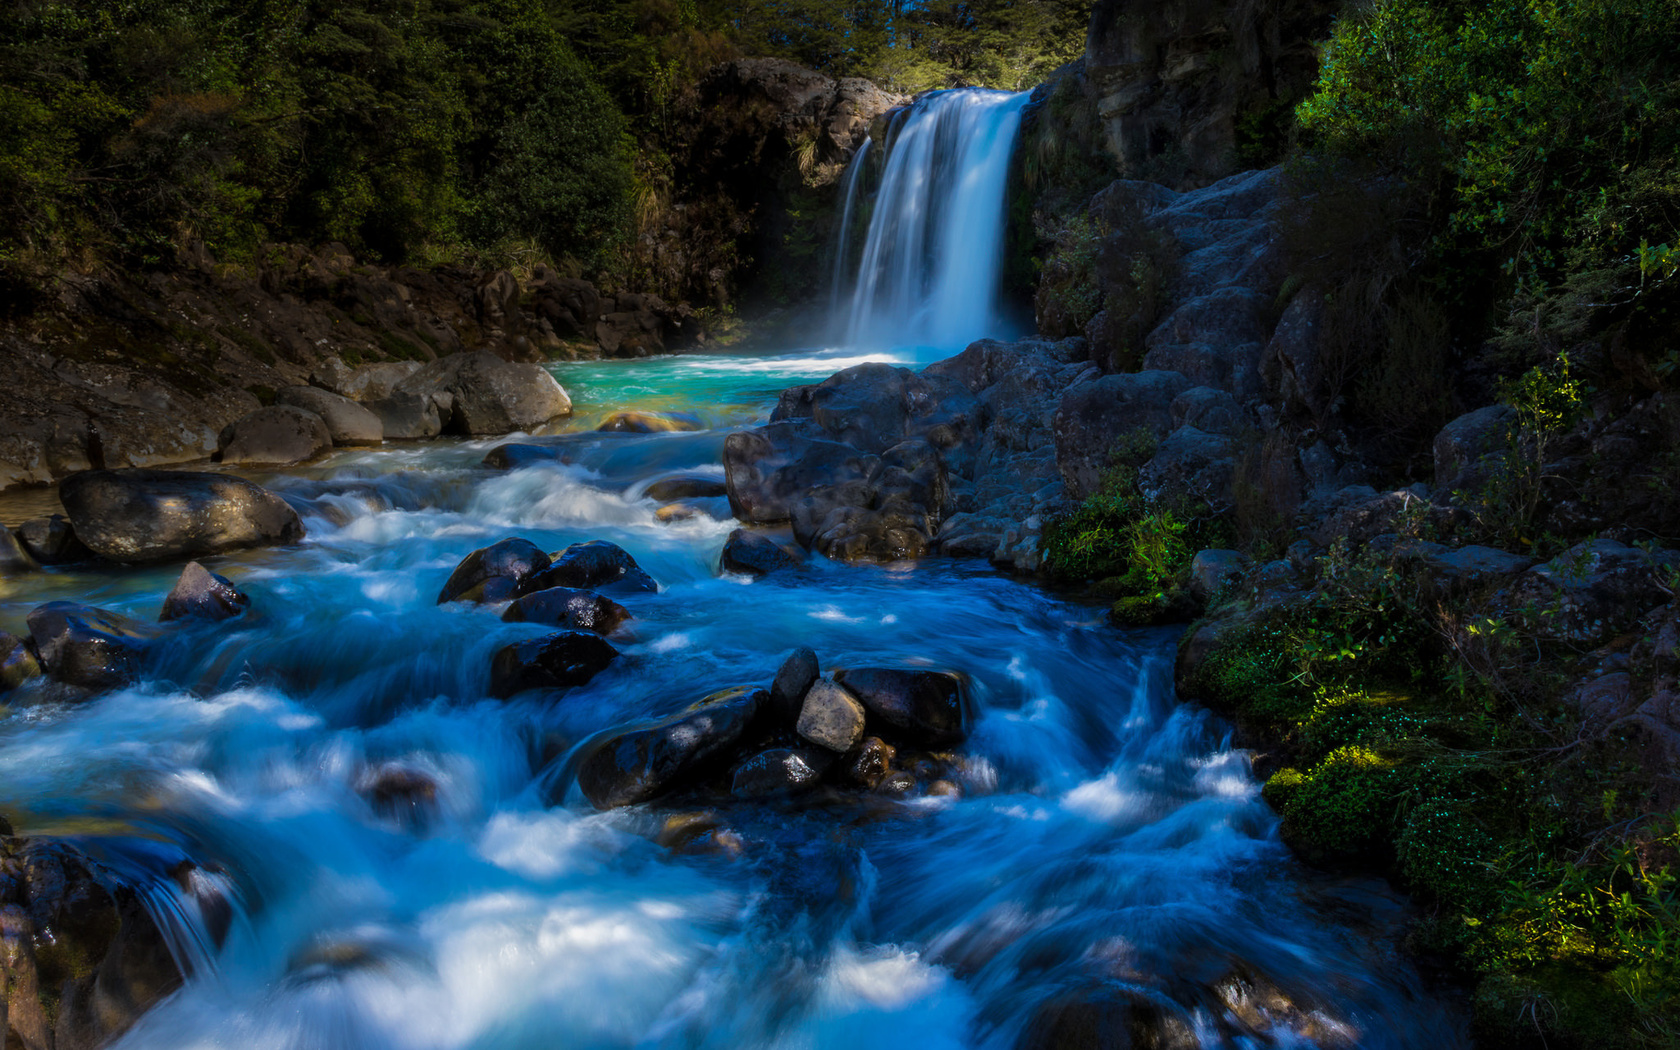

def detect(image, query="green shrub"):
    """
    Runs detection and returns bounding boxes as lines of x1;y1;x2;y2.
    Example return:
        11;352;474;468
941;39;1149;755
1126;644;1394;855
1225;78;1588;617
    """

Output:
1264;746;1397;863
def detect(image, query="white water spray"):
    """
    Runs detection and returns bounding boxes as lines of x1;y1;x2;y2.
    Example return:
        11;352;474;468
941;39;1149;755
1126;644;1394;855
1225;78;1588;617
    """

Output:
840;90;1029;351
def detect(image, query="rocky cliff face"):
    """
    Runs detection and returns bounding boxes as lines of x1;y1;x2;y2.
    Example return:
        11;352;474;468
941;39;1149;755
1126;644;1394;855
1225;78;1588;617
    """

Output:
1083;0;1336;188
642;59;903;310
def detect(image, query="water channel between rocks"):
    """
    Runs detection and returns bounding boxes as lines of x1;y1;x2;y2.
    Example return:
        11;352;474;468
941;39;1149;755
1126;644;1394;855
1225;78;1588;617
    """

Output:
0;342;1469;1049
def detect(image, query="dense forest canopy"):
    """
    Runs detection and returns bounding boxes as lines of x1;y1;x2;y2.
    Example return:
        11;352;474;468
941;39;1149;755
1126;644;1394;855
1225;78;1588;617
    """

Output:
0;0;1089;291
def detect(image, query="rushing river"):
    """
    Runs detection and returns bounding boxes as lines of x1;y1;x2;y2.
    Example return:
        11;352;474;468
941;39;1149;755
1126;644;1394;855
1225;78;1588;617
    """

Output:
0;341;1468;1049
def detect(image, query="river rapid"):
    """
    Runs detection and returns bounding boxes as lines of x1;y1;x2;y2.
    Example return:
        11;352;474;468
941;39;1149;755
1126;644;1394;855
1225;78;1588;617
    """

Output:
0;339;1471;1049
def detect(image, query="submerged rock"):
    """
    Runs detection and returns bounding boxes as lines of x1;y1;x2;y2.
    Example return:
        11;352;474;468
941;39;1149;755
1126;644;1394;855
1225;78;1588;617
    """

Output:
159;561;251;622
58;469;305;563
834;667;971;747
645;474;728;501
530;540;658;593
489;630;620;698
720;528;802;576
598;411;702;433
577;687;766;809
437;538;551;604
14;514;91;565
502;586;630;635
730;746;833;798
218;405;333;466
26;601;154;691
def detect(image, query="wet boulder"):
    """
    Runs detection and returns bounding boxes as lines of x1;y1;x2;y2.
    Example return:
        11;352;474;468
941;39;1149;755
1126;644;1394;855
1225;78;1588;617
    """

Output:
833;668;972;747
720;529;802;576
277;386;384;446
724;422;948;562
769;362;982;473
489;630;620;698
26;601;154;691
598;411;702;433
0;837;185;1050
59;469;305;563
437;538;551;604
14;515;91;565
159;561;251;622
577;687;766;809
645;474;728;501
768;647;820;725
730;747;833;799
724;421;880;525
218;405;333;466
394;351;571;435
1;633;42;693
502;586;630;636
797;677;867;753
481;442;565;470
0;526;38;574
529;540;658;593
843;736;896;789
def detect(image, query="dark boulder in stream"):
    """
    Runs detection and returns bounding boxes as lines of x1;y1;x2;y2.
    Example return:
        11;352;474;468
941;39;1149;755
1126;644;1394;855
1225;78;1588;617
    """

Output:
159;561;251;622
530;540;658;593
26;601;154;692
598;411;702;433
0;836;187;1050
489;629;620;698
58;469;305;563
729;746;833;799
437;538;552;604
645;474;728;501
833;668;972;747
217;404;333;466
578;687;767;809
720;528;802;576
502;586;630;636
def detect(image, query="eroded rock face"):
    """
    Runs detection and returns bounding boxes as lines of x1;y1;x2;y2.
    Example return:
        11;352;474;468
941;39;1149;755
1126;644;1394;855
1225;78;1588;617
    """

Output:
394;352;571;435
1085;0;1335;189
577;688;767;809
159;561;251;622
58;469;305;563
489;630;620;698
1054;371;1192;499
1495;539;1680;647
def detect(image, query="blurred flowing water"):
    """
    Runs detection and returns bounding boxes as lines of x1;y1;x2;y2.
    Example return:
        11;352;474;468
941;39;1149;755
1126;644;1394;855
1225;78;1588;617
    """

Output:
0;336;1468;1049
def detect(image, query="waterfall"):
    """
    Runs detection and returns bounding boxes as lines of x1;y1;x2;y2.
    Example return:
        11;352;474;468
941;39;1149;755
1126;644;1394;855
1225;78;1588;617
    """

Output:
838;89;1029;351
827;137;871;324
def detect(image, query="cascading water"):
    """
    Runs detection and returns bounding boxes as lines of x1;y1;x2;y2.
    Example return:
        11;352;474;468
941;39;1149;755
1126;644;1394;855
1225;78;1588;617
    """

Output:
828;137;871;323
839;90;1028;351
